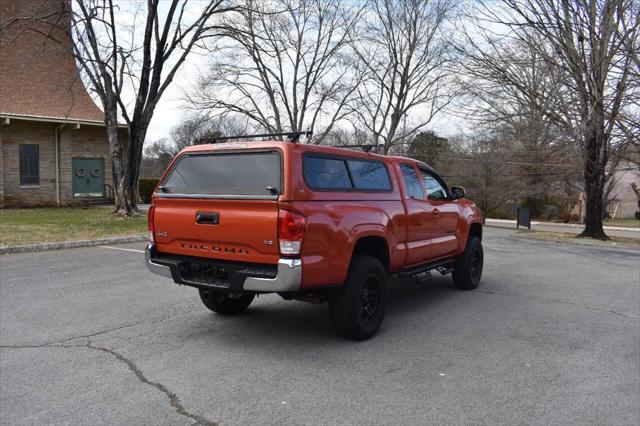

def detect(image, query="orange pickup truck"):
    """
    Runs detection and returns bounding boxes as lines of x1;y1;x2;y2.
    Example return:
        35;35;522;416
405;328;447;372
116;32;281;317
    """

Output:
146;133;483;340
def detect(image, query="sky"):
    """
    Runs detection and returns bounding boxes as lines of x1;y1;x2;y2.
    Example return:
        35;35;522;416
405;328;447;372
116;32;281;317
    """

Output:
145;61;200;142
138;1;471;145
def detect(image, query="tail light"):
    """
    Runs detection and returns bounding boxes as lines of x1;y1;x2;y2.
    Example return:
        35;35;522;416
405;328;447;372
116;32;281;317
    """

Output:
278;210;305;256
147;204;156;242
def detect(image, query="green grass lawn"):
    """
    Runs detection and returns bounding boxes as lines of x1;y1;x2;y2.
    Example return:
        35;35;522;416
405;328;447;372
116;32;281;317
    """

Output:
0;207;147;247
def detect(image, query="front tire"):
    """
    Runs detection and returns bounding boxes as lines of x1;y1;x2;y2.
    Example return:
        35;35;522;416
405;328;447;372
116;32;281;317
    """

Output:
328;255;388;340
198;289;254;315
452;236;483;290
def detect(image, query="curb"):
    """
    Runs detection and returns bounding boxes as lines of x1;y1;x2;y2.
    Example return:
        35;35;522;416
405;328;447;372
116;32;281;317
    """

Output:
509;232;640;250
0;235;148;255
485;219;639;233
484;222;640;240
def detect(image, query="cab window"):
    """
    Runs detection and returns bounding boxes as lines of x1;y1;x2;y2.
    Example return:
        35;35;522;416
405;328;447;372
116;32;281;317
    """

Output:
420;169;448;200
303;154;391;192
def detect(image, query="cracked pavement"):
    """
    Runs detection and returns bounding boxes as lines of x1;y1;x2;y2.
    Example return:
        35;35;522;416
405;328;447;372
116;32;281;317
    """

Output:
1;228;638;425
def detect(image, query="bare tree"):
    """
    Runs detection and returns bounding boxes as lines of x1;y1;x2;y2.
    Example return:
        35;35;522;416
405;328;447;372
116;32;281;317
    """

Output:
406;130;451;171
75;0;242;215
319;126;374;147
144;114;249;158
458;28;586;200
465;0;639;239
10;0;239;215
170;115;249;151
444;134;519;219
141;137;175;178
188;0;363;143
350;0;458;154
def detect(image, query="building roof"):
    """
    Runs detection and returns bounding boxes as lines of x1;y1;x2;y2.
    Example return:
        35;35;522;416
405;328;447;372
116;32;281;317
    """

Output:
0;0;105;124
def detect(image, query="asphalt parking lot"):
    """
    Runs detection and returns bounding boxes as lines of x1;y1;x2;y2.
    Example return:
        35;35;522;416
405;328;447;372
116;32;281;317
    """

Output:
1;228;638;425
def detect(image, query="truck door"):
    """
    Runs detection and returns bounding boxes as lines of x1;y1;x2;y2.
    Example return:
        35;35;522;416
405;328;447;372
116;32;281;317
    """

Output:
419;168;459;258
398;163;433;266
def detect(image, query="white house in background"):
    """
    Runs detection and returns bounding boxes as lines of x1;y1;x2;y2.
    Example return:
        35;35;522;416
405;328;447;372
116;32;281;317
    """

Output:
605;159;640;219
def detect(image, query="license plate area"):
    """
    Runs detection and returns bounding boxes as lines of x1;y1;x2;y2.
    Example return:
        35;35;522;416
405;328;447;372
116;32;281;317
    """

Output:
150;250;278;292
178;260;231;288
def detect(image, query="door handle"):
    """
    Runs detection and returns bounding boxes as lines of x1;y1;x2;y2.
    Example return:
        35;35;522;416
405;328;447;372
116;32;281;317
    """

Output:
431;209;440;216
195;212;219;225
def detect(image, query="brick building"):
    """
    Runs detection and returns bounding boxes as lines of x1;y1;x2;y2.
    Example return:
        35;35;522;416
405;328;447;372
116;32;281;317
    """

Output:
0;0;124;207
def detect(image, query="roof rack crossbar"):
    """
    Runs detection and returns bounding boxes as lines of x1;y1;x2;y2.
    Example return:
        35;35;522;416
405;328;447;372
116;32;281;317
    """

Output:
199;130;312;144
331;144;380;153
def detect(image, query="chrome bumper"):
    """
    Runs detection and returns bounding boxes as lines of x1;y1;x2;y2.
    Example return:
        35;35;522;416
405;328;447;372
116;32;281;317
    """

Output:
243;258;302;292
145;246;302;292
145;247;173;278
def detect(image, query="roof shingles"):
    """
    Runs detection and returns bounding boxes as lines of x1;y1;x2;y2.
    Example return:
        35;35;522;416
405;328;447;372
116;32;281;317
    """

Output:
0;0;105;123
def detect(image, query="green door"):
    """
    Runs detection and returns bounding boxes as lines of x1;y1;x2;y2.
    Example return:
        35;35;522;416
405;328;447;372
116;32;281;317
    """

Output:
72;158;105;197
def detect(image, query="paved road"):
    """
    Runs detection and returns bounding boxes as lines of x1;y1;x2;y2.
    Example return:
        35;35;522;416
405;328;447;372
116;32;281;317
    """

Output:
1;228;638;425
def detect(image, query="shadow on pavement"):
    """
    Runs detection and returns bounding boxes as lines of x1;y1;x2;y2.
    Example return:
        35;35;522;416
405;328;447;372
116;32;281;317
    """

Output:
156;275;460;350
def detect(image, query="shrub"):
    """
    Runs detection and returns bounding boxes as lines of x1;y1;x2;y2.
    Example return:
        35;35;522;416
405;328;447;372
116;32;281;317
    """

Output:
139;178;159;203
554;212;581;223
521;197;546;219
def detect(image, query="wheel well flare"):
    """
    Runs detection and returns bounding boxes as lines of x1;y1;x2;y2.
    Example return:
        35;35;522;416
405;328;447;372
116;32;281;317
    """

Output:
352;236;390;271
469;223;482;240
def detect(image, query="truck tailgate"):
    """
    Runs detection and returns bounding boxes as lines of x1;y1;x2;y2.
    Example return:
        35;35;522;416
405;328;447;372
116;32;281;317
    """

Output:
153;197;280;265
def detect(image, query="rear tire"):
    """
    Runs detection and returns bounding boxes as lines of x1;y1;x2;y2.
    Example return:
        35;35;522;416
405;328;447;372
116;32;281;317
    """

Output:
328;255;387;340
198;289;254;315
452;236;483;290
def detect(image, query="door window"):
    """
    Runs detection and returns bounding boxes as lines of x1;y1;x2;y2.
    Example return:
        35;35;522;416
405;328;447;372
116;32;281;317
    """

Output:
420;170;448;200
400;164;424;199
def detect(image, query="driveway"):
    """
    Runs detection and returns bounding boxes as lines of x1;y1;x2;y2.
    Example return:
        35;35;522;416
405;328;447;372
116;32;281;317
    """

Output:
1;228;638;425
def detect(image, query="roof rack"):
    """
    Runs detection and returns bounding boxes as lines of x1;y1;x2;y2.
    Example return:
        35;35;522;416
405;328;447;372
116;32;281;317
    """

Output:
198;130;313;144
331;144;381;153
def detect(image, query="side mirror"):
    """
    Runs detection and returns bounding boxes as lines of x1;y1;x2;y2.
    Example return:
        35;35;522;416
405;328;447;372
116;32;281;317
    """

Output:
451;186;465;200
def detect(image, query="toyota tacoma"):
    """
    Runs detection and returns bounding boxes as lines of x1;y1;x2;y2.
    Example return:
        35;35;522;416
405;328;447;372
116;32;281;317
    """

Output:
145;133;483;340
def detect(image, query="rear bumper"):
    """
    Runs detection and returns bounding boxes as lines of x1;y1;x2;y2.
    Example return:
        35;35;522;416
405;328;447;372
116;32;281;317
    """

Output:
145;246;173;278
145;244;301;293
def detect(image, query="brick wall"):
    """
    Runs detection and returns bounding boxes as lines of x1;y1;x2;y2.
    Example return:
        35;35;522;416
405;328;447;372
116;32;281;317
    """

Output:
0;119;119;206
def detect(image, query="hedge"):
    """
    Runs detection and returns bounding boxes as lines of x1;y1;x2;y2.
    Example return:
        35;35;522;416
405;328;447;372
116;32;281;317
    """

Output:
139;178;160;203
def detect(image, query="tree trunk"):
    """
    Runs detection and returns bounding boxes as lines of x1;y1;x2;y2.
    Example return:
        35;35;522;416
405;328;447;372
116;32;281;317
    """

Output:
580;177;607;239
101;94;135;217
115;125;150;216
578;128;608;240
112;128;137;217
114;178;137;216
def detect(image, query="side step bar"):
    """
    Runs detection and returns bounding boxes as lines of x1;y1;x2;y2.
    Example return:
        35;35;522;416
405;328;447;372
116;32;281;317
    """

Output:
397;257;456;278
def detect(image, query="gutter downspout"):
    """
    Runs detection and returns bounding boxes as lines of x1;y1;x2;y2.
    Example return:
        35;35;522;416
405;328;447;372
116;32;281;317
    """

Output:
54;124;65;206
